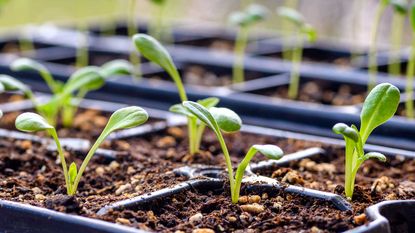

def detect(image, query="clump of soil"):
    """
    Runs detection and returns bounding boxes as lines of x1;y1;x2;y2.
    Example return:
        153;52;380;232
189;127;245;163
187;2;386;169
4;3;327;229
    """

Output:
0;93;26;104
251;81;366;106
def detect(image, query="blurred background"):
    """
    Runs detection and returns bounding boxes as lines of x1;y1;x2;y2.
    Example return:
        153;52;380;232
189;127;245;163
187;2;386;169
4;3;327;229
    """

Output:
0;0;410;48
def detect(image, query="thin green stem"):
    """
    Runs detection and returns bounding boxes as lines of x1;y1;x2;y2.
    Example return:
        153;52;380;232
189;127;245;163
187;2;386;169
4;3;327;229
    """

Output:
281;0;299;61
188;117;198;154
194;124;206;152
288;38;303;99
128;0;142;79
405;38;415;119
215;131;235;199
76;23;89;68
232;26;249;84
368;2;387;91
70;132;106;195
388;12;404;76
232;147;258;203
350;0;363;61
40;70;59;94
48;129;70;195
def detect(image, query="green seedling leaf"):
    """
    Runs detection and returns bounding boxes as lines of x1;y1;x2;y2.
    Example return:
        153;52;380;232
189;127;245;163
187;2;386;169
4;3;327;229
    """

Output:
229;4;267;27
69;106;149;196
100;59;133;78
63;67;105;95
209;107;242;133
68;162;77;184
198;97;220;109
11;58;58;93
302;24;317;43
150;0;166;5
391;0;408;14
133;34;176;80
252;144;284;160
0;75;30;93
15;112;53;132
133;34;187;101
277;6;304;27
360;83;400;142
363;152;387;162
11;58;48;74
170;97;220;117
101;106;149;136
332;123;359;142
183;101;219;133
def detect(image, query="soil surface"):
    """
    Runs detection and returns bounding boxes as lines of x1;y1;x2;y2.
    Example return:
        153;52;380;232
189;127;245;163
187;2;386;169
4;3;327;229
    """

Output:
250;81;366;106
145;64;267;87
0;122;413;232
178;38;234;52
263;51;353;68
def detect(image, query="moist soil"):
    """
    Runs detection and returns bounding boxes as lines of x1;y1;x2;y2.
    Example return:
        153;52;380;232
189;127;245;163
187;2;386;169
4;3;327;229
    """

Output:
0;122;413;232
250;81;366;106
145;64;266;87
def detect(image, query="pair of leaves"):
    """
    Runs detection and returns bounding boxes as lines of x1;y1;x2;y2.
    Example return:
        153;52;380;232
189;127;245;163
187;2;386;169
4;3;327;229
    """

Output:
229;4;268;27
183;101;242;134
277;7;317;42
16;106;148;135
15;106;148;195
332;83;400;163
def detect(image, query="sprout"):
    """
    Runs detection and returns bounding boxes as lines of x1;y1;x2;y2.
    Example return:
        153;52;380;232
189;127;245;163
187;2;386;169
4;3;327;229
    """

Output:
277;7;317;99
405;1;415;118
134;33;222;155
8;58;133;126
228;4;268;83
333;83;400;199
15;106;149;195
148;0;170;42
388;0;408;76
183;101;283;203
127;0;141;78
367;0;391;91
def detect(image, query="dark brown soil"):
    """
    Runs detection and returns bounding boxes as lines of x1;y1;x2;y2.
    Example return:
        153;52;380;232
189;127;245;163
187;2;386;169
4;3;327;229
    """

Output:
0;93;26;104
264;51;353;68
145;65;267;87
249;81;366;106
0;108;112;140
0;123;413;232
178;38;234;52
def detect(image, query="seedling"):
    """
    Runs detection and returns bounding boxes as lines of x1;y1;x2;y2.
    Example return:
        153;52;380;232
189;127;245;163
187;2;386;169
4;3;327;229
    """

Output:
15;106;148;195
333;83;400;199
367;0;390;91
228;4;268;83
183;101;283;203
133;33;219;155
148;0;169;42
8;58;133;126
277;7;317;99
405;2;415;118
127;0;142;78
388;0;408;76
